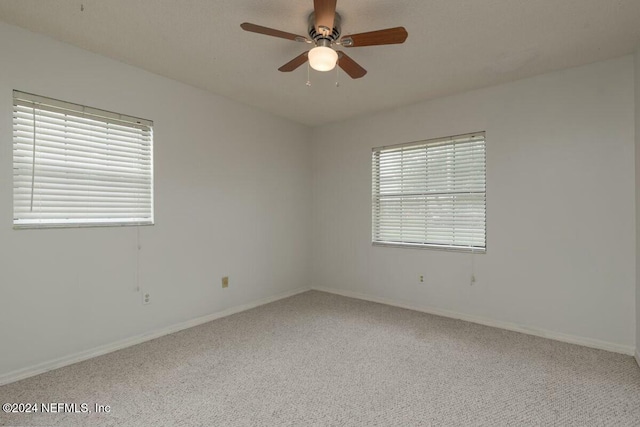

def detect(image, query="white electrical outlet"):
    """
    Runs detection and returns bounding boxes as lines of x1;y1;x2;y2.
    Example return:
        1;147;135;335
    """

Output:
419;275;424;283
470;274;476;286
142;291;151;305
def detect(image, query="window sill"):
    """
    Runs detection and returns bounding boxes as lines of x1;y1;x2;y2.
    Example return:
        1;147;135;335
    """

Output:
13;222;154;230
372;241;485;254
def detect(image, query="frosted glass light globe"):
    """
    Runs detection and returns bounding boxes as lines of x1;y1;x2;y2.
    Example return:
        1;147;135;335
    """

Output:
308;46;338;72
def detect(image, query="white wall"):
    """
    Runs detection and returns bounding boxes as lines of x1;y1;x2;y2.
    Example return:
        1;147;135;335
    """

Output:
311;56;636;352
0;22;311;379
636;49;640;362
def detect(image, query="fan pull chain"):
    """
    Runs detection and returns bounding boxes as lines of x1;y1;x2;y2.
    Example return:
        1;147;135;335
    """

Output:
306;62;312;87
335;58;340;87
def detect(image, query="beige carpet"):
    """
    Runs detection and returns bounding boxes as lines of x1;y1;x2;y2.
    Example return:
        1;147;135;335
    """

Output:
1;290;639;426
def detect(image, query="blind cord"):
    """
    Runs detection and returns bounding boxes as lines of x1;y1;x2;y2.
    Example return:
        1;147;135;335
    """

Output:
135;226;141;292
471;248;476;285
29;105;37;212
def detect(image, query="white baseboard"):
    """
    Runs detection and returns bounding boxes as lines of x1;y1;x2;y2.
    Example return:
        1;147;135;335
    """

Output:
3;286;634;386
635;351;640;369
312;286;635;356
0;287;310;386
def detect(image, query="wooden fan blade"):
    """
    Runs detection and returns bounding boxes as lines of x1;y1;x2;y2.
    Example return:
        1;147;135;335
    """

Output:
341;27;408;47
337;51;367;79
278;52;309;72
241;23;309;42
314;0;337;34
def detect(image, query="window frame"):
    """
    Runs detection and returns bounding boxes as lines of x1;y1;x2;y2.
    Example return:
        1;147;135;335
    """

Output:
371;132;486;253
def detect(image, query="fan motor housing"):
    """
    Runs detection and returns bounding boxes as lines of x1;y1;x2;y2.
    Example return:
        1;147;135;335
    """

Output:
308;12;341;44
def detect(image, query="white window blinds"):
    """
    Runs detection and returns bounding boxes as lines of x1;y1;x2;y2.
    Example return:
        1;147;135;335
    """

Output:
13;91;154;228
372;132;486;251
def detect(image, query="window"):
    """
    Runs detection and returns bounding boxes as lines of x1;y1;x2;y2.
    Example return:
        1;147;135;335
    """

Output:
372;132;486;252
12;91;153;228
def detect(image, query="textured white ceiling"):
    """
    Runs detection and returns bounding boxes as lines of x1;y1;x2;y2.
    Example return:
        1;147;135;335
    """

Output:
1;0;639;126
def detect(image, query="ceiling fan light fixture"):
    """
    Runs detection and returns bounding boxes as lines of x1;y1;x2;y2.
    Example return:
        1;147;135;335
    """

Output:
308;46;338;71
241;0;408;79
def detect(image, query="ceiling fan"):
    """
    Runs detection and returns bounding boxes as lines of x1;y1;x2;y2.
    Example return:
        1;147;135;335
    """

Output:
240;0;408;79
